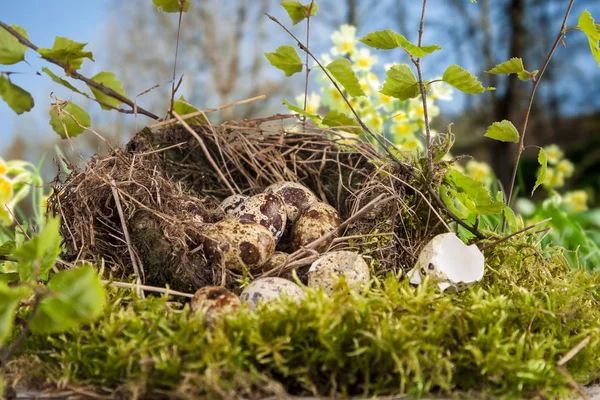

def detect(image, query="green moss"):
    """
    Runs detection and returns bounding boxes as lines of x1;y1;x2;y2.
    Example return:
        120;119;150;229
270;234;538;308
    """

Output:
13;236;600;399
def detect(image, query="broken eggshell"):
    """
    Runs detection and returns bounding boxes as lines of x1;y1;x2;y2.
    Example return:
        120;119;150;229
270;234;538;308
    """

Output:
407;233;484;292
240;277;305;310
308;251;370;295
264;181;318;224
232;193;287;244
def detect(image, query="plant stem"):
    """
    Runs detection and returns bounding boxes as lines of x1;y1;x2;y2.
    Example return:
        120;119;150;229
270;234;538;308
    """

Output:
503;0;575;229
0;21;159;120
302;2;314;130
169;4;185;116
1;293;42;371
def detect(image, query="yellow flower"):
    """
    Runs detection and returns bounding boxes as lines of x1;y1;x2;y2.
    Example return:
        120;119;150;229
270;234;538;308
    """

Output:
562;190;588;212
0;175;13;203
543;144;564;165
466;160;492;184
351;48;377;71
0;158;7;175
295;93;321;116
0;204;13;226
402;137;423;153
556;159;574;178
543;167;565;189
331;25;357;55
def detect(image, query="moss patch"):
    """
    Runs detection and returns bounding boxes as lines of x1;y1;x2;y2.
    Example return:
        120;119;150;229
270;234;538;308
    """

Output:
9;235;600;399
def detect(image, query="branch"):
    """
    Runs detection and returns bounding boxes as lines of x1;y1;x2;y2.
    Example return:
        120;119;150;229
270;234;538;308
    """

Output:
0;21;159;120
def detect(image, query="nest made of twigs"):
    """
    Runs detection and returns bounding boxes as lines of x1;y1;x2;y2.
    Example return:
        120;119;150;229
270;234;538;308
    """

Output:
49;115;448;292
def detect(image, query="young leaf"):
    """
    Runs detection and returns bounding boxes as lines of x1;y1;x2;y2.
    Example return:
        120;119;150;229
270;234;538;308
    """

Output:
37;37;94;71
326;58;365;97
446;169;504;215
264;45;303;77
484;120;519;143
281;0;318;25
442;65;494;94
152;0;191;12
504;206;519;233
321;111;361;133
42;67;86;95
30;265;107;334
88;71;129;110
0;75;34;115
173;96;209;123
380;64;420;101
359;30;441;57
578;10;600;67
49;102;91;139
0;24;28;65
440;184;469;219
283;99;321;122
532;148;547;195
0;282;31;344
487;58;525;75
13;217;61;282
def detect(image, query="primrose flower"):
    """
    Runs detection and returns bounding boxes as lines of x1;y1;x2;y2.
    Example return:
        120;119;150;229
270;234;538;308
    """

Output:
543;167;565;189
466;160;493;184
0;175;12;203
351;48;377;71
0;157;7;175
364;111;383;132
430;79;453;101
543;144;564;165
562;190;588;212
321;86;345;110
331;24;357;55
295;93;321;116
408;97;439;120
376;92;395;112
402;137;424;153
556;159;574;178
390;121;418;140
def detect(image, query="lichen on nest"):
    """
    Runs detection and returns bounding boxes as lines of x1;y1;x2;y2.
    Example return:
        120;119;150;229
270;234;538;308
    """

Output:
10;236;600;399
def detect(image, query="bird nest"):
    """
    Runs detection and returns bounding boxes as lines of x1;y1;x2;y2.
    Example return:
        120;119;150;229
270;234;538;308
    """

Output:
48;115;449;292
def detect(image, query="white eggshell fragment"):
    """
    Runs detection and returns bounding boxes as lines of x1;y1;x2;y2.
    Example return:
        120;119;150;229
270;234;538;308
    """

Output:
220;194;248;215
291;202;341;253
308;251;370;295
199;218;275;272
190;286;241;321
407;233;484;292
240;277;305;310
264;181;318;224
232;193;287;244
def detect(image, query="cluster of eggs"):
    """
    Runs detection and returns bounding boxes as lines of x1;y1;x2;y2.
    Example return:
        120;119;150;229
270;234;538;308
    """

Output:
190;181;371;320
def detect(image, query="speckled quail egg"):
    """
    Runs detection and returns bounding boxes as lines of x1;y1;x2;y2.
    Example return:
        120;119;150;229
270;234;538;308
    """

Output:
291;202;341;253
308;251;370;295
262;251;290;272
219;194;248;215
264;181;318;224
190;286;241;321
240;277;305;310
199;218;275;272
232;193;287;244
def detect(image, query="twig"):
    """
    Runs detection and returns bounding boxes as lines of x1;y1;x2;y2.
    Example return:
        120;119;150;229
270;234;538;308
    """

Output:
149;95;266;128
1;293;42;369
171;111;236;195
169;2;185;116
479;217;552;251
411;0;434;178
110;180;144;298
103;280;194;298
302;1;315;130
0;21;159;120
503;0;575;229
557;366;591;400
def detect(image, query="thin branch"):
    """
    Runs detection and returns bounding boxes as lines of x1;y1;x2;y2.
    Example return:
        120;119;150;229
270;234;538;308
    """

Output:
0;21;159;120
1;293;42;369
479;217;552;251
302;1;315;130
104;280;194;298
169;4;185;116
504;0;575;228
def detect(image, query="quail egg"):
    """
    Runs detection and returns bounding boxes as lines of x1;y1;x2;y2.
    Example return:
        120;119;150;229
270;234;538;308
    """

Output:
308;251;370;295
264;181;318;223
291;202;341;253
220;194;248;215
199;218;275;272
232;193;287;243
240;277;305;310
262;251;290;272
190;286;241;321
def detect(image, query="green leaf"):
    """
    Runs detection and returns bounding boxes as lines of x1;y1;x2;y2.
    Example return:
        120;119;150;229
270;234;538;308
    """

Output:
42;67;86;95
49;102;91;139
446;169;504;215
321;111;361;133
487;58;525;75
264;45;303;77
30;265;107;334
0;24;28;65
13;217;61;282
0;282;31;344
440;184;469;219
359;30;441;57
484;120;519;143
280;0;318;25
532;148;547;195
283;99;321;122
504;206;519;233
380;64;420;101
153;0;191;12
326;58;365;97
442;65;494;94
88;71;129;110
173;96;208;123
0;75;34;115
37;37;94;71
578;10;600;67
0;241;15;257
